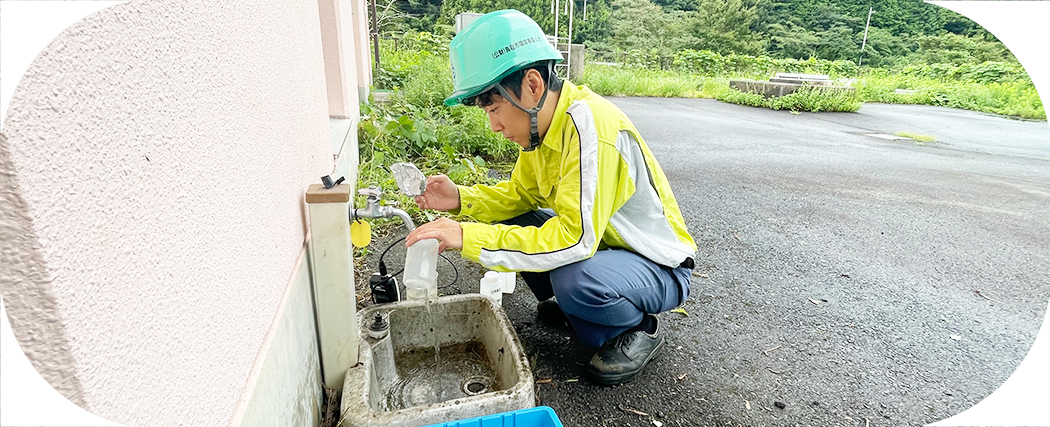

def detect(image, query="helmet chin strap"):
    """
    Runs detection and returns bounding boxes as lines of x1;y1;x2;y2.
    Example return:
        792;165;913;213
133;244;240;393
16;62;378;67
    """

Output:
494;63;553;152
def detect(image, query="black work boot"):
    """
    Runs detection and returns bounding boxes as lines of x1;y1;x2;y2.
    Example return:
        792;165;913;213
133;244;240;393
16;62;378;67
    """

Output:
536;298;570;328
585;315;664;385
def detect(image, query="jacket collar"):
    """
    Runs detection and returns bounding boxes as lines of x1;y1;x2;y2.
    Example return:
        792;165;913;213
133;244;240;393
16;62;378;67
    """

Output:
538;81;582;154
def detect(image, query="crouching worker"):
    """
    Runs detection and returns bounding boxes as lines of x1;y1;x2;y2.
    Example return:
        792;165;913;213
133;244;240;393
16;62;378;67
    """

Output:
405;9;697;385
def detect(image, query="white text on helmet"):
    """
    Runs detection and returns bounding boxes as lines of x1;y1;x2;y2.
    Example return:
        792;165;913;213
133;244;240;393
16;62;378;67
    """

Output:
491;36;544;60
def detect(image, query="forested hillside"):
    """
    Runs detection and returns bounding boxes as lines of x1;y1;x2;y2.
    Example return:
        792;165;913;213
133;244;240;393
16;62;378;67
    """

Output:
383;0;1012;67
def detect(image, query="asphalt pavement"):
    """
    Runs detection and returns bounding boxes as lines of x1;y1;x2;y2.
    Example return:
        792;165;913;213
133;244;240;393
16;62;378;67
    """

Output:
363;99;1050;426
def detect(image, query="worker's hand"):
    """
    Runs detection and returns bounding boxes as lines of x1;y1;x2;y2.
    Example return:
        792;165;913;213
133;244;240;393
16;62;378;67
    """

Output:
406;217;463;253
414;175;460;211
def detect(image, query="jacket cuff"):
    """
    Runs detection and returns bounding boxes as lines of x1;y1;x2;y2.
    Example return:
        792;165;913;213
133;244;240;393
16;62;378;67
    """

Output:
456;185;482;217
460;222;496;264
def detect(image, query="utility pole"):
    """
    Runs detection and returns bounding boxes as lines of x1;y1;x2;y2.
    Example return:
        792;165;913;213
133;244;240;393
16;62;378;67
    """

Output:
859;7;874;67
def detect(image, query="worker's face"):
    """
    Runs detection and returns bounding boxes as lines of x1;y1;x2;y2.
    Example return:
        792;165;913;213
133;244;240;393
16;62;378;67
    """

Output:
482;94;533;149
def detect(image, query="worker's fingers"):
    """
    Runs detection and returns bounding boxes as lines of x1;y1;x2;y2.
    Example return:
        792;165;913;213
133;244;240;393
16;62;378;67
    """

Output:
427;174;452;187
405;218;462;251
405;222;442;247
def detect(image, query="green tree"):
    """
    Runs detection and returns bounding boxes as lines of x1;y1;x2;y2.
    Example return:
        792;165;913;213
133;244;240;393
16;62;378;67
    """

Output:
396;0;443;32
685;0;766;55
813;25;856;60
441;0;554;34
573;0;615;48
856;26;911;67
653;0;700;11
913;32;1012;65
440;0;608;48
610;0;694;55
767;22;818;59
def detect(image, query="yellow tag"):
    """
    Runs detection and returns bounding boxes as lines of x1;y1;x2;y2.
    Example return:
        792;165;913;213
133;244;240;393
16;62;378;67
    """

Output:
350;220;372;248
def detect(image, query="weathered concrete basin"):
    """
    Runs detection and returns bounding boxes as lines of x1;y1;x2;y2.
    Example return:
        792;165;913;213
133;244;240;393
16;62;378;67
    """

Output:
340;294;534;427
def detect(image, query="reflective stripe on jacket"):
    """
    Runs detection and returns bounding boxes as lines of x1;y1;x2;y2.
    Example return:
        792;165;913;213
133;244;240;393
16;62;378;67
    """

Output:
457;83;697;272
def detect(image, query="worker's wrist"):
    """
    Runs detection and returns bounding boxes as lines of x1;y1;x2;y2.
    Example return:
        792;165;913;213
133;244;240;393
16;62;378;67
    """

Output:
452;185;475;216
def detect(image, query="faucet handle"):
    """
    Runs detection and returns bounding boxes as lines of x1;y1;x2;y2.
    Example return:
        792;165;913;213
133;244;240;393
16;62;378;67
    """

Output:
358;186;382;198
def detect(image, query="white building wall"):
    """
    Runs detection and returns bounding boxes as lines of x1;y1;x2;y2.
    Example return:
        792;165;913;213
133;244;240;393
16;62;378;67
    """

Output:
350;0;374;99
0;0;338;425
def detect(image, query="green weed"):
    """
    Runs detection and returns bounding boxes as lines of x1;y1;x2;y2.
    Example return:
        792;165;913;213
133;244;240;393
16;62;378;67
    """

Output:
716;85;862;113
895;131;937;143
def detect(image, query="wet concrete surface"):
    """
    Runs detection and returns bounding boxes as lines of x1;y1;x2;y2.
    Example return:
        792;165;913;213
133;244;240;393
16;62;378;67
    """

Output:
359;99;1050;426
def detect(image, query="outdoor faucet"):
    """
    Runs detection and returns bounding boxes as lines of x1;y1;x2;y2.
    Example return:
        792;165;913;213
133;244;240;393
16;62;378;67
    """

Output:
352;186;416;230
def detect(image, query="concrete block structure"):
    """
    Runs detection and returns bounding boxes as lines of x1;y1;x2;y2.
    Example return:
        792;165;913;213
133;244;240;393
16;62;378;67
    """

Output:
729;78;855;99
557;43;587;81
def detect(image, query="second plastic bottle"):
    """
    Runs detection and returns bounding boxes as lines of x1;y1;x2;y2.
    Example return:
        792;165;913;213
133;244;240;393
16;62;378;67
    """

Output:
480;271;503;305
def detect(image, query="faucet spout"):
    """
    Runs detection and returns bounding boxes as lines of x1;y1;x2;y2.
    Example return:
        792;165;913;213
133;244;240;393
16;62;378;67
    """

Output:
352;205;416;230
388;208;416;231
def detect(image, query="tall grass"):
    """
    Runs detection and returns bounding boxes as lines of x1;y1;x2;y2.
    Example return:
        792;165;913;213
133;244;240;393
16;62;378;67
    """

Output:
579;63;1044;119
854;69;1044;119
579;65;703;98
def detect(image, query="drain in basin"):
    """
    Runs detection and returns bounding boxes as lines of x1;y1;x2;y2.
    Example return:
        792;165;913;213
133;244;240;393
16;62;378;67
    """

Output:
462;377;491;396
380;341;502;411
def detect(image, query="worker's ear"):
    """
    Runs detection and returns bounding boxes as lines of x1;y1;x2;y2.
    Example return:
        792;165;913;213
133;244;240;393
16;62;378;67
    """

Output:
523;69;545;100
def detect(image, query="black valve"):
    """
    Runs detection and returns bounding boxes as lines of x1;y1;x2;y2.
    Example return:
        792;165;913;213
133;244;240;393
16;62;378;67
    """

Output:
368;313;389;332
321;175;346;189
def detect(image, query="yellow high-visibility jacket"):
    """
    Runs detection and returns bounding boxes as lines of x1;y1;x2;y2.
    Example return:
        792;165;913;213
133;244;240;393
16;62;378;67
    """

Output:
457;83;697;272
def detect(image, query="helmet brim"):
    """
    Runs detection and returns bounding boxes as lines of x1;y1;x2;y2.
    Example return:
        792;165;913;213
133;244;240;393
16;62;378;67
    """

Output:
444;57;563;106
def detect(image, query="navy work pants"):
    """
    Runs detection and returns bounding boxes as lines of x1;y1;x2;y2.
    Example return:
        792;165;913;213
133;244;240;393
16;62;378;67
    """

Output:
500;210;692;348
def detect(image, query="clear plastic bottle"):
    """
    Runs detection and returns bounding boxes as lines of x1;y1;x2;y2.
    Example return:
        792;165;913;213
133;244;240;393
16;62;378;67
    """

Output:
480;271;503;304
403;238;439;301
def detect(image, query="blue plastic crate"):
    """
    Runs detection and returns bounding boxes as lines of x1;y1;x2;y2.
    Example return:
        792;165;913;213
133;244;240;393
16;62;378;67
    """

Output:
424;406;563;427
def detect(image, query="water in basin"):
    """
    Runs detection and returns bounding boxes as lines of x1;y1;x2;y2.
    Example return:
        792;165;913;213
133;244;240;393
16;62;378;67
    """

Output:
380;341;500;411
342;295;534;427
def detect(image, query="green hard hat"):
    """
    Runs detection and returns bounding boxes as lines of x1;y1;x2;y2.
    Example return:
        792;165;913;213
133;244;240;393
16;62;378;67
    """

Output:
445;10;563;106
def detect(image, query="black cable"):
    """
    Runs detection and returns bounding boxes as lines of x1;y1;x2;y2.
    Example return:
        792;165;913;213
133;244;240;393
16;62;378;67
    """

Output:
438;253;459;289
378;236;406;277
379;236;406;262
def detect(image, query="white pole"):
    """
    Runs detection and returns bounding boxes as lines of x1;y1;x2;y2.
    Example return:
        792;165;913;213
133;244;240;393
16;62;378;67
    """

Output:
569;0;574;42
859;7;873;66
583;0;587;20
568;0;574;78
554;0;560;40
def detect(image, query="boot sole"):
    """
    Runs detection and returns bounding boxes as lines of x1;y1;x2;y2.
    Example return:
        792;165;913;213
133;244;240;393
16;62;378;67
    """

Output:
585;335;665;386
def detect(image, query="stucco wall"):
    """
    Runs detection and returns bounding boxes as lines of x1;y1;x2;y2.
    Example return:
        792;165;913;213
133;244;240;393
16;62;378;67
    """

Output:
228;247;322;427
0;0;333;425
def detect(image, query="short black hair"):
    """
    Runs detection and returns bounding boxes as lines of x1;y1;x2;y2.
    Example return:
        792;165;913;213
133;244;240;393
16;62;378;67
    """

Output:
463;61;563;108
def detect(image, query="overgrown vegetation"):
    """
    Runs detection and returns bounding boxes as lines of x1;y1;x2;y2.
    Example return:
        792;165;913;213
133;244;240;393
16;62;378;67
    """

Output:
357;33;517;228
718;85;862;113
576;48;1042;119
392;0;1012;69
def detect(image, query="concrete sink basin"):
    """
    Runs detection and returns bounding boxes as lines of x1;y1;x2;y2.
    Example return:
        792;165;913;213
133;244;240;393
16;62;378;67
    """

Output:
340;294;535;427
